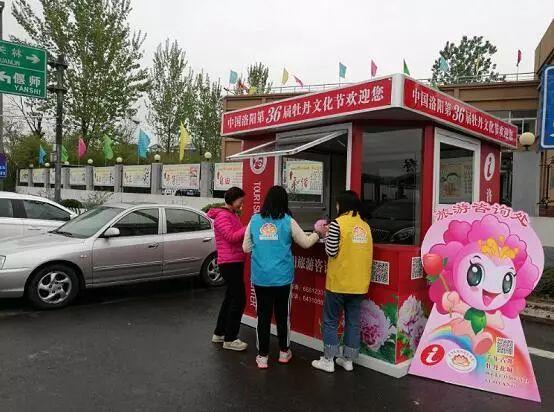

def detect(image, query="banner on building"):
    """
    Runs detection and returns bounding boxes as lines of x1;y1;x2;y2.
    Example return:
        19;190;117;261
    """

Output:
214;162;243;191
69;167;87;186
409;202;544;402
19;169;29;183
94;167;115;186
33;168;45;184
162;164;200;190
123;165;151;188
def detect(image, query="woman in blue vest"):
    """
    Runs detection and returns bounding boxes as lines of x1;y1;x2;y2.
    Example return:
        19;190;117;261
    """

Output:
243;185;326;369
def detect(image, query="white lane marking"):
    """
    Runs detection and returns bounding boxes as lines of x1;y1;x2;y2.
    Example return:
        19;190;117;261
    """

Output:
528;346;554;360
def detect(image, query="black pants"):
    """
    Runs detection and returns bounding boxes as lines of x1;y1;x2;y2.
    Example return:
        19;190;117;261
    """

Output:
214;263;246;342
254;284;292;357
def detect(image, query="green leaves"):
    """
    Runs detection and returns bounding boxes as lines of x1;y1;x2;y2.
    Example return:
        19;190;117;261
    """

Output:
464;307;487;334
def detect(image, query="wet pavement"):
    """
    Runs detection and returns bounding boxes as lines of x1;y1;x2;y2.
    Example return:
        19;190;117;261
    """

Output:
1;279;553;411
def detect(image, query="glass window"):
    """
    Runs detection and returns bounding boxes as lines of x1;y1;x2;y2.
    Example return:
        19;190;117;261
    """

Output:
362;128;422;245
439;143;474;204
166;209;211;233
0;199;14;218
54;206;123;238
113;208;159;237
282;157;324;203
22;200;71;221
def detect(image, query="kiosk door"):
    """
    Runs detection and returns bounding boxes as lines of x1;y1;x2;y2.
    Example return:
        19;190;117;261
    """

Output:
433;128;481;214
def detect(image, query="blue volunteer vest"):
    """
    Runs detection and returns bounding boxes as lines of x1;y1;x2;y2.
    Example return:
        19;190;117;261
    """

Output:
250;213;294;287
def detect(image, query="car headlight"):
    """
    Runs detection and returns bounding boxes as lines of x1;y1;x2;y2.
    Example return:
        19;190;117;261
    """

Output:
390;227;415;243
0;256;5;270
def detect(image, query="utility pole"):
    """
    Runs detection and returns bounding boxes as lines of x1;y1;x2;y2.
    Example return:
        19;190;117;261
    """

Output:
48;54;68;203
0;1;5;192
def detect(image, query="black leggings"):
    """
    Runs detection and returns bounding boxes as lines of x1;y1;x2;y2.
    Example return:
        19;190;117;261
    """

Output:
254;284;292;357
214;263;246;342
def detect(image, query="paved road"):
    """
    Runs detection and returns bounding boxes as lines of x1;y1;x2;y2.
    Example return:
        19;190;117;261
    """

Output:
1;279;553;411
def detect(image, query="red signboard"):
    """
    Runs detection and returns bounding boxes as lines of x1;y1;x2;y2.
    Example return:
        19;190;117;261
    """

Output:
403;78;518;148
222;77;393;136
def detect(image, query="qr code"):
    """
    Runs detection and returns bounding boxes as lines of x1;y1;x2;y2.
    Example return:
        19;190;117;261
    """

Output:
411;257;423;280
496;337;514;356
372;260;390;285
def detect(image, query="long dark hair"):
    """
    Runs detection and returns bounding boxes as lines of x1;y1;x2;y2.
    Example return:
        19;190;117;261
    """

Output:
260;186;291;219
224;186;245;205
336;190;362;217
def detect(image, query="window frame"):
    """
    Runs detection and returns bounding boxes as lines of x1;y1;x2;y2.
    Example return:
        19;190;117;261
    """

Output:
110;207;162;237
433;128;481;213
164;207;212;234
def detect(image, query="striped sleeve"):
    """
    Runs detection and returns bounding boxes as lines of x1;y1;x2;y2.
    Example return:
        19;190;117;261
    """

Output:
325;221;340;257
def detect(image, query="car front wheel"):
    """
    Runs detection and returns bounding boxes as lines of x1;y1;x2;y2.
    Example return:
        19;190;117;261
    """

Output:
200;253;224;287
27;264;80;309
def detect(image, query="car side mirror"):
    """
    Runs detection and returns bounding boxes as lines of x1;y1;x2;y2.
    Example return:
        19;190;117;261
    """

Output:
103;227;120;238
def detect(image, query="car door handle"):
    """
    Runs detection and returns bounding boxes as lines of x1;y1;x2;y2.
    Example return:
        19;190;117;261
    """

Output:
27;227;42;231
202;237;213;242
148;243;159;249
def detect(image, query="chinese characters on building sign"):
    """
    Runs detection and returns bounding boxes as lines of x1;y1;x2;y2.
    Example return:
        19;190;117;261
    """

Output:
222;77;392;135
404;78;518;148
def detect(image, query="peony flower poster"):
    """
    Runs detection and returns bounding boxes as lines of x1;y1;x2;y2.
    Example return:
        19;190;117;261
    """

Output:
409;202;543;402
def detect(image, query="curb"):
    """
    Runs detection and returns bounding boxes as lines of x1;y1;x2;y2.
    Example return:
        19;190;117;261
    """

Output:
522;300;554;325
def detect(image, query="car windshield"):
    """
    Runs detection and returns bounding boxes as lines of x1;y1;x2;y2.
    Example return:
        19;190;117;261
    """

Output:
52;206;123;238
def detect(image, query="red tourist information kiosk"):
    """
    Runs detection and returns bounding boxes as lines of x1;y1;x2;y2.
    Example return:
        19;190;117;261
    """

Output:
221;74;518;377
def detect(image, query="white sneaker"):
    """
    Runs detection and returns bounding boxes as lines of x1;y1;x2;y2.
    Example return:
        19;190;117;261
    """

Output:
336;357;354;371
212;334;224;343
223;339;248;351
256;355;269;369
311;356;335;373
278;349;293;364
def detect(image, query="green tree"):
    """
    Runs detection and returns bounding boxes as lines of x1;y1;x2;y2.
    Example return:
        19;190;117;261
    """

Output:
431;36;503;85
247;62;272;94
147;40;194;154
189;72;222;159
12;0;149;147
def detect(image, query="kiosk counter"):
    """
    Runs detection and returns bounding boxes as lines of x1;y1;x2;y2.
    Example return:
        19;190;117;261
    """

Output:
221;74;517;377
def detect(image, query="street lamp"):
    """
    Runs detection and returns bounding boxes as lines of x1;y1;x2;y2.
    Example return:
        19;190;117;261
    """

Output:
154;154;161;162
116;157;123;164
519;132;536;151
29;164;34;169
87;158;93;165
44;162;50;168
64;161;69;166
204;151;212;160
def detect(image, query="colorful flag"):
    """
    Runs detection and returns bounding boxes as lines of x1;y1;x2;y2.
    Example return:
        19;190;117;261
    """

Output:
77;137;87;159
293;75;304;87
103;135;114;160
237;78;247;93
248;86;257;95
38;145;47;165
339;62;347;79
229;70;238;84
179;122;190;161
370;60;378;77
439;55;449;73
517;49;522;67
403;59;410;76
137;129;151;159
475;56;482;71
282;67;289;85
61;145;68;163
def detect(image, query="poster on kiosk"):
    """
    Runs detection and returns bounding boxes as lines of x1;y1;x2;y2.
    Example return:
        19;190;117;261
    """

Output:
409;202;544;402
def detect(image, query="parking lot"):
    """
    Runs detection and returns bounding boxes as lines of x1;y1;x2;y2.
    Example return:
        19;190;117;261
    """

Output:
1;279;553;411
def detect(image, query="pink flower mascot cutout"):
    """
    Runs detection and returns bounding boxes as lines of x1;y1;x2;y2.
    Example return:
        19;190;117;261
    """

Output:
409;202;544;402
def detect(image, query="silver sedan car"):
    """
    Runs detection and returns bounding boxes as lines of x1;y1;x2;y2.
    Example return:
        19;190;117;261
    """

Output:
0;203;221;309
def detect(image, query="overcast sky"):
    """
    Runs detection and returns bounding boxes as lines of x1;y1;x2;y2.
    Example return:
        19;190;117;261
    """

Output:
5;0;553;84
3;1;553;142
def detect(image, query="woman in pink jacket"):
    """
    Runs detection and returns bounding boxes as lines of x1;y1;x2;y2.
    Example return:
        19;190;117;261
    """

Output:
207;187;248;351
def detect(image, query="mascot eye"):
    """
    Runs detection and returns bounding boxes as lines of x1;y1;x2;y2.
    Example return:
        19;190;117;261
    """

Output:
502;272;514;294
467;263;484;286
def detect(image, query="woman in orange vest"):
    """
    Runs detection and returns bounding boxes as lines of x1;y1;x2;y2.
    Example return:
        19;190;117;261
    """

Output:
312;190;373;373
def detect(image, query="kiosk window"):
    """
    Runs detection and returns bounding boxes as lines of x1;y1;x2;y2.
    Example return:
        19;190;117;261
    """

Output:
438;143;474;204
362;128;422;245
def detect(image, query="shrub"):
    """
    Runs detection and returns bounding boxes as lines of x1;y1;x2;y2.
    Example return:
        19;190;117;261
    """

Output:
201;202;225;213
533;267;554;299
60;199;83;209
